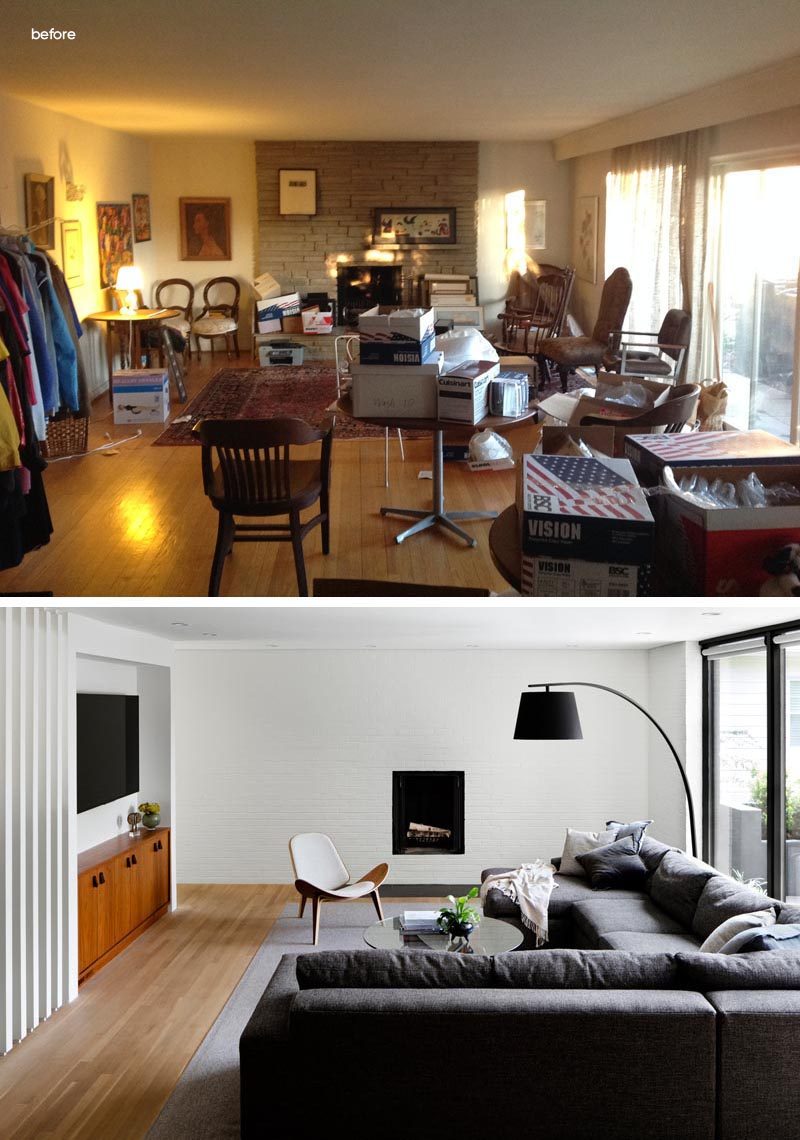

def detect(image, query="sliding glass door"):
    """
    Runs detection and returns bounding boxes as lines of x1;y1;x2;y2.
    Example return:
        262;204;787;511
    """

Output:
707;161;800;439
778;635;800;903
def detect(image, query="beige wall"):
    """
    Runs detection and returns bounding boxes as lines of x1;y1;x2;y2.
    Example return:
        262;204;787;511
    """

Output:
477;141;571;331
0;91;154;397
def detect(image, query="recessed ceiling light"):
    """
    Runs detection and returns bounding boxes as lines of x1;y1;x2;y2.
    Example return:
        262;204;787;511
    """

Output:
701;611;722;616
465;644;480;649
201;632;217;638
636;631;652;635
171;621;188;628
364;644;377;649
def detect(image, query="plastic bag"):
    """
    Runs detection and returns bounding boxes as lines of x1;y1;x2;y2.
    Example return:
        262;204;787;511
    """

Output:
436;327;499;367
594;379;650;408
469;430;513;463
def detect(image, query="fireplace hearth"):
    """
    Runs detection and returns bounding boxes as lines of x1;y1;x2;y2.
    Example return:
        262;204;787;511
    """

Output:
392;771;464;855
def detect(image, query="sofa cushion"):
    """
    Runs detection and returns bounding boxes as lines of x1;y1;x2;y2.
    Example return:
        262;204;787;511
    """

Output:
699;908;776;953
576;834;648;889
597;931;702;954
295;949;495;990
649;850;714;928
606;818;653;852
572;897;686;945
492;947;680;989
482;870;648;921
638;835;674;873
676;950;800;989
778;904;800;924
559;826;618;876
720;924;800;954
692;874;777;941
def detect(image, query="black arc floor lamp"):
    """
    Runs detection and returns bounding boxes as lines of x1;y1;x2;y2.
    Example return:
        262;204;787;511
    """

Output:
514;682;698;858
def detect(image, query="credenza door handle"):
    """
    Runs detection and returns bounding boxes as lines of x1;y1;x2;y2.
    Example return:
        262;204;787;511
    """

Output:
131;854;137;865
98;871;106;885
126;856;132;868
92;875;98;888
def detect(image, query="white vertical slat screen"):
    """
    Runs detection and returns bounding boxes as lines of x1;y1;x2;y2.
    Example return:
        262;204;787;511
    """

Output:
0;609;70;1054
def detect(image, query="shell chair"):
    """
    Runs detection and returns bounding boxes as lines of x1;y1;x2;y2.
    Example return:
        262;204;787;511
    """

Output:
289;832;388;944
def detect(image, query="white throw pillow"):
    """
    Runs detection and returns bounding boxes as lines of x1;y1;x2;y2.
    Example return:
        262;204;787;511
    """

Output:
699;907;777;954
560;827;618;877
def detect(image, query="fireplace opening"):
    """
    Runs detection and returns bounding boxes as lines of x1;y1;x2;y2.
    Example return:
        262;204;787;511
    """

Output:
392;771;464;855
337;264;403;327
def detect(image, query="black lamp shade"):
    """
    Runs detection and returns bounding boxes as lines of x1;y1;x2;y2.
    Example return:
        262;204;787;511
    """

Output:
513;690;583;740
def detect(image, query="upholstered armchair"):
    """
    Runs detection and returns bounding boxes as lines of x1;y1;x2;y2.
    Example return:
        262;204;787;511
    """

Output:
541;267;633;392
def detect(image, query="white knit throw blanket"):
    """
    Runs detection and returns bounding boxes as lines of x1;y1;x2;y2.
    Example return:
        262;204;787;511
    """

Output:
479;860;557;947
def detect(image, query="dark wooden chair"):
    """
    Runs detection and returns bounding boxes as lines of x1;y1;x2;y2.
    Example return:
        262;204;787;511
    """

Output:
154;278;195;366
195;416;333;597
191;276;240;358
497;270;576;398
541;267;633;392
313;578;491;596
580;383;701;432
602;309;692;381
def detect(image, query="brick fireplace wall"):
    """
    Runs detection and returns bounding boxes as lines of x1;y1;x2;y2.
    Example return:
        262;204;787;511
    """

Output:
255;141;479;301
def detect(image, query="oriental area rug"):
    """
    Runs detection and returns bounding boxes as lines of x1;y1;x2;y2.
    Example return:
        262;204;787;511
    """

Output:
153;364;419;445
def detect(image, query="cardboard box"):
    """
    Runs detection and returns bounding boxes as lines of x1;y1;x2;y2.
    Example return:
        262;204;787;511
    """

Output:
113;369;170;424
301;307;334;334
258;342;304;366
358;305;435;344
520;554;650;597
517;453;654;564
256;292;302;334
539;426;617;457
654;462;800;596
538;375;672;427
437;361;498;424
359;332;436;366
624;430;800;485
431;305;485;329
350;353;443;419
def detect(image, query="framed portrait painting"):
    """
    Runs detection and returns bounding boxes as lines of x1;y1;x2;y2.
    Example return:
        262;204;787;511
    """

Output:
96;202;133;288
576;195;598;283
132;193;152;242
372;207;456;246
179;197;231;261
24;173;55;250
61;220;84;288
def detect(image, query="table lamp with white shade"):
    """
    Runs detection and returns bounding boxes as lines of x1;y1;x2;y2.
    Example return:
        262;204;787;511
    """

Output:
116;265;143;315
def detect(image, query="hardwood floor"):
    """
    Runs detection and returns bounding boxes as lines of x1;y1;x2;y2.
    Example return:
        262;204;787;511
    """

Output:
0;353;538;596
0;883;295;1140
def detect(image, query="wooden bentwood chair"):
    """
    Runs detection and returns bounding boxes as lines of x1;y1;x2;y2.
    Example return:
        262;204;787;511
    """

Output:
289;832;389;945
191;276;241;358
154;278;195;366
194;416;333;597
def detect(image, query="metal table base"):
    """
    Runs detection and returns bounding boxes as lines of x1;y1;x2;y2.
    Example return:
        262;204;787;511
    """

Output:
380;429;497;547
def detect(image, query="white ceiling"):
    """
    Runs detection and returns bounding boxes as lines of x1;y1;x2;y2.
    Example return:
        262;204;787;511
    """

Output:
4;0;800;140
65;601;800;650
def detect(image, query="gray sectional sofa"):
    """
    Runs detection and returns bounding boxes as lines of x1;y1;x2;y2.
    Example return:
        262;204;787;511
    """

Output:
240;839;800;1140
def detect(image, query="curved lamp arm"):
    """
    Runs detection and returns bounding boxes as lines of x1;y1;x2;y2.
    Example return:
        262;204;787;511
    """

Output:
531;681;698;858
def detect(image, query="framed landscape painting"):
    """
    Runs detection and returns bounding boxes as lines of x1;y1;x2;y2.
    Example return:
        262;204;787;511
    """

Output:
96;202;133;288
132;193;152;242
179;197;231;260
24;173;55;250
373;207;456;246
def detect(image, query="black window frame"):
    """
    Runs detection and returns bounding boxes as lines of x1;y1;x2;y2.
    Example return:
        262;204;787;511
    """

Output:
702;618;799;899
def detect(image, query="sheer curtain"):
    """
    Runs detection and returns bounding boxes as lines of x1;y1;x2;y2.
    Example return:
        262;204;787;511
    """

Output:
605;130;709;377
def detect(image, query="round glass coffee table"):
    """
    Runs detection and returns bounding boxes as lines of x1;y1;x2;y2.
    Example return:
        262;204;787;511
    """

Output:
364;915;522;955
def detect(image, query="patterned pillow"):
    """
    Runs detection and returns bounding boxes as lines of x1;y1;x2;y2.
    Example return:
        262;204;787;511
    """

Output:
606;819;653;853
699;907;776;953
559;826;618;877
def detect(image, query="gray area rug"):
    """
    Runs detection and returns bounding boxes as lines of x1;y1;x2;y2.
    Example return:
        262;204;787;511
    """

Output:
146;901;407;1139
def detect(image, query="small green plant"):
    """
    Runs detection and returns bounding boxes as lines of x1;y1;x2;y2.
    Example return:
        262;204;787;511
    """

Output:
731;868;768;894
438;887;480;934
139;802;161;815
747;770;800;839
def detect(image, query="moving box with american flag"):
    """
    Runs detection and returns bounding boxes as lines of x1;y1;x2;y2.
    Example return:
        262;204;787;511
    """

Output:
624;430;800;485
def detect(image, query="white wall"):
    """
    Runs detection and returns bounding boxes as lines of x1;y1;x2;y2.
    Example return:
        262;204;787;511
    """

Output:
0;91;154;399
173;647;654;884
478;141;571;331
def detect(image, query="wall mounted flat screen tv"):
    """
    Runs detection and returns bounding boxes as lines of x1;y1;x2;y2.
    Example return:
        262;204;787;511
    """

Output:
77;694;139;813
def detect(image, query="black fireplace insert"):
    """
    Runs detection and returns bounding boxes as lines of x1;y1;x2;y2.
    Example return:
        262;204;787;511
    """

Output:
392;770;464;855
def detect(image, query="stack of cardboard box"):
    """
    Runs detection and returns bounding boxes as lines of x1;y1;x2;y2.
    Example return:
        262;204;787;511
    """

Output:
350;307;443;418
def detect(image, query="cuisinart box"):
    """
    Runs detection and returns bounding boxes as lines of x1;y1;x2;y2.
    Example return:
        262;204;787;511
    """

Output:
437;360;499;423
517;453;654;564
358;306;436;365
350;352;444;419
624;430;800;485
112;369;170;424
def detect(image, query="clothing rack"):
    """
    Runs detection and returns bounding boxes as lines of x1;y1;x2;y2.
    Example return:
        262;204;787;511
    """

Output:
0;215;65;236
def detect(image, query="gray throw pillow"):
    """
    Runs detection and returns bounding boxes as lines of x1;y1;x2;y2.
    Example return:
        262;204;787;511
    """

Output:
699;908;776;953
720;924;800;954
778;905;800;925
649;850;714;928
606;818;653;852
637;835;673;873
575;834;648;890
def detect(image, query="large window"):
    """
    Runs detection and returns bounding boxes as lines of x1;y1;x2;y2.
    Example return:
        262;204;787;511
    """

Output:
704;624;800;901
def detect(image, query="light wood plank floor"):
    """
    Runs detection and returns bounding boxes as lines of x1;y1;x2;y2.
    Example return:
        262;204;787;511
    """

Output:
0;884;294;1140
0;353;537;597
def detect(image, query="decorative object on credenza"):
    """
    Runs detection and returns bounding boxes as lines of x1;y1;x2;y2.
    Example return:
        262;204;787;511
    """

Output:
132;193;152;242
61;219;84;288
139;802;161;829
575;195;598;283
179;197;231;261
96;201;133;288
127;810;142;836
513;682;699;857
278;169;317;216
372;207;456;247
24;173;56;250
437;886;480;941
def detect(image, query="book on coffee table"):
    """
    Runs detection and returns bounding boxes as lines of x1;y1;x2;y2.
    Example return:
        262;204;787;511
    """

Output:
400;910;442;933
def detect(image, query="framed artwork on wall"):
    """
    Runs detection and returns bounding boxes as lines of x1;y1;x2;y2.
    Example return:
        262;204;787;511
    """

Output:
525;199;547;250
372;207;456;246
179;197;231;260
24;173;55;249
576;195;598;283
61;219;84;288
96;202;133;288
132;193;152;242
279;169;317;215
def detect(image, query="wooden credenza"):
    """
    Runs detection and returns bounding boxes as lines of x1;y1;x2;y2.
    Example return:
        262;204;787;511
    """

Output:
78;826;170;983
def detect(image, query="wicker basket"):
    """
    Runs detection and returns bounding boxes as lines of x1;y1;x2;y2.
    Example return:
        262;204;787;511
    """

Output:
42;411;90;460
